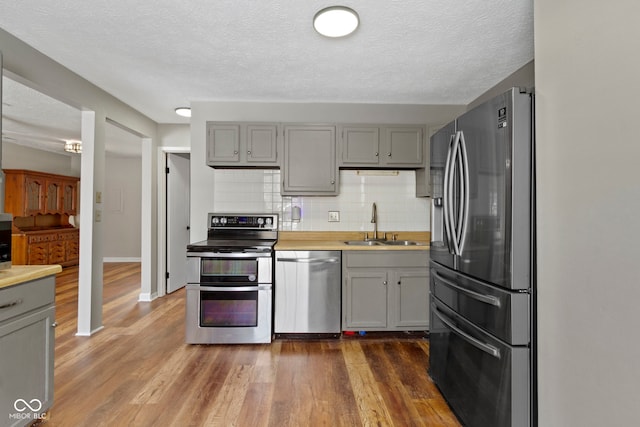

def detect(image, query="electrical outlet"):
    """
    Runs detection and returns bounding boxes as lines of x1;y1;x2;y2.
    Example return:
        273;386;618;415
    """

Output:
95;210;102;222
96;191;102;203
328;211;340;222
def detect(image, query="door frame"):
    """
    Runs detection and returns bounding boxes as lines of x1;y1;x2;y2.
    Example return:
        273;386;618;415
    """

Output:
157;147;190;298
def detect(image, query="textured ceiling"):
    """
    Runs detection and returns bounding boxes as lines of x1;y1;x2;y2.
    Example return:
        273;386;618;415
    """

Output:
0;0;533;125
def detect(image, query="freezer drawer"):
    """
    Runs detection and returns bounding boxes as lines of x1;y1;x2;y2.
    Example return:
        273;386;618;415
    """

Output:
429;297;530;427
431;261;529;345
275;251;341;333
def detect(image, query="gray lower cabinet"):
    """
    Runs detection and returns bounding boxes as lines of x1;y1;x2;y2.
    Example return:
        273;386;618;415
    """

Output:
339;124;426;168
342;251;430;331
206;122;279;167
282;125;338;195
0;277;56;427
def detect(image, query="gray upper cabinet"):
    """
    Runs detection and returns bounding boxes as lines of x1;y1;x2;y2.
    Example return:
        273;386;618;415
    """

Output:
207;122;279;167
282;125;338;196
339;124;426;168
416;124;441;197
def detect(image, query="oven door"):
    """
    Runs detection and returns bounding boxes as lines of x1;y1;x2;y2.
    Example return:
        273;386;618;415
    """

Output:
186;253;272;284
185;284;272;344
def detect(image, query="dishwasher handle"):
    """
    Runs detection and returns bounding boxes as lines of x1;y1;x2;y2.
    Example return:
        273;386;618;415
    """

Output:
276;257;340;264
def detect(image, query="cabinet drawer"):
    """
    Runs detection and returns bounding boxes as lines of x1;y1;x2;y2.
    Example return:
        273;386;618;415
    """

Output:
0;276;55;323
344;251;428;268
28;234;54;244
58;230;79;241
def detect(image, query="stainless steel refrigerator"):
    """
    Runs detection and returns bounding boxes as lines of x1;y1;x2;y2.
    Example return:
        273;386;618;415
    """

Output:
429;87;535;427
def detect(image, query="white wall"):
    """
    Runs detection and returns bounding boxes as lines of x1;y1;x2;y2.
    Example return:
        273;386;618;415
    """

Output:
190;102;464;242
103;155;141;260
2;142;78;176
535;1;640;425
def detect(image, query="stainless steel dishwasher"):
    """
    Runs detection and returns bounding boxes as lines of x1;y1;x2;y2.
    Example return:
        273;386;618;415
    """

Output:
275;251;341;334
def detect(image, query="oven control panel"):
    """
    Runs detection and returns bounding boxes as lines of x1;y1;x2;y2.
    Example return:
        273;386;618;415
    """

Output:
208;213;278;230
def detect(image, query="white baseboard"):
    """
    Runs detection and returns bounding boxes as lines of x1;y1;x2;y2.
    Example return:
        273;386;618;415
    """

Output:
138;292;157;302
75;325;104;337
103;257;142;263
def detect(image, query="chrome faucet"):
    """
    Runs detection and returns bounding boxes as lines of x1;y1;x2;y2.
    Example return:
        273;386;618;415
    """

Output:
371;202;378;240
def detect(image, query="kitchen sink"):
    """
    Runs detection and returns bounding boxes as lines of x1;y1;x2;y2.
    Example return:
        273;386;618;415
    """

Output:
343;240;384;246
343;240;424;246
383;240;423;246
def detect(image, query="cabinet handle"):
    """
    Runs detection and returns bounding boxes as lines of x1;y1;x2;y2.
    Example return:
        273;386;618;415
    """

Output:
387;152;392;157
375;152;379;157
247;150;251;155
233;150;238;155
331;180;335;185
0;299;23;310
383;281;388;286
52;322;58;328
397;280;401;285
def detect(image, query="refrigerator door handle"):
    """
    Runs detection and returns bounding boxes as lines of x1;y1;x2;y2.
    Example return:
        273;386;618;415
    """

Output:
433;271;501;307
432;305;501;359
446;132;461;255
458;131;471;253
454;132;465;249
443;133;457;254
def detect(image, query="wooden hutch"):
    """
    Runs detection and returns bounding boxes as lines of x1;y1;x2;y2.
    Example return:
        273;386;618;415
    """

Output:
4;169;80;266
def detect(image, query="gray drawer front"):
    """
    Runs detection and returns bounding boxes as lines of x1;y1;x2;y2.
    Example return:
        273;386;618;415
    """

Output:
345;251;428;268
0;277;56;323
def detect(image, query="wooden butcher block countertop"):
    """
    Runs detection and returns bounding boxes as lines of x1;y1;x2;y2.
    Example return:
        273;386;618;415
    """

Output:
274;231;430;251
0;265;62;290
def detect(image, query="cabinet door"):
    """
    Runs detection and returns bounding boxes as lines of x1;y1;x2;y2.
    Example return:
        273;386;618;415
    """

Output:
44;179;62;214
61;181;78;215
282;125;337;195
343;270;388;329
65;239;79;265
206;123;241;164
24;176;45;215
0;306;55;423
391;269;430;328
416;125;440;197
48;241;66;265
246;124;278;164
340;126;380;165
383;126;424;166
27;243;49;265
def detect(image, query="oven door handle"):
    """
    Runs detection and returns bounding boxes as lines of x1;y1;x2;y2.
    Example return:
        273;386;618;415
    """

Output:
187;252;270;259
196;285;271;292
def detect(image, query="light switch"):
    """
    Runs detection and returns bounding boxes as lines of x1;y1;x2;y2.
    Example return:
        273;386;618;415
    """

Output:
95;210;102;222
96;191;102;203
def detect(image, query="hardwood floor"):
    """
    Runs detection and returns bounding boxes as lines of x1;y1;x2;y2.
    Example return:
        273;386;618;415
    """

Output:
44;263;460;426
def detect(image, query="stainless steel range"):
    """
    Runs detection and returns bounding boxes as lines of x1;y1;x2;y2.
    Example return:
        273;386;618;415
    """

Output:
185;213;278;344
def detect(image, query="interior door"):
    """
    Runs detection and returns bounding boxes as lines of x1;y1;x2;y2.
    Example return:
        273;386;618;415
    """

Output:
167;153;190;293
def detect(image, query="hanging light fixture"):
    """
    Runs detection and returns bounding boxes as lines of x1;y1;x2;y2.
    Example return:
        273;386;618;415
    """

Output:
64;140;82;154
175;107;191;118
313;6;359;38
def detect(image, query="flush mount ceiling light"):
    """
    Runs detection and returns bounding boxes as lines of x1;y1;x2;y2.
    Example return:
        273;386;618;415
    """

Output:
313;6;359;38
64;140;82;154
175;107;191;118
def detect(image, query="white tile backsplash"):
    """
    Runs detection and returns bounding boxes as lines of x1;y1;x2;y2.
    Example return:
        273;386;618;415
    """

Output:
212;169;429;232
